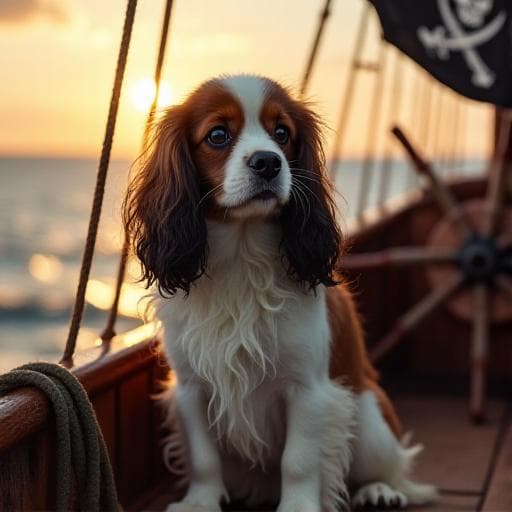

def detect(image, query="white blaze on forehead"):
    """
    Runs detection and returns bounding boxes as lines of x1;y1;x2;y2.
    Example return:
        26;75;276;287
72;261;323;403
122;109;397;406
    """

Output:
220;75;267;122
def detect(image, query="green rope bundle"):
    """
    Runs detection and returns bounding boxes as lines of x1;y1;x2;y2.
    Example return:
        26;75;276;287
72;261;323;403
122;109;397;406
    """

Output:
0;362;120;512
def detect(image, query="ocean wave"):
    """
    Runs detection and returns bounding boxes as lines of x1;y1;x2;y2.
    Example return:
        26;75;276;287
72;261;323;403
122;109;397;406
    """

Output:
0;298;107;322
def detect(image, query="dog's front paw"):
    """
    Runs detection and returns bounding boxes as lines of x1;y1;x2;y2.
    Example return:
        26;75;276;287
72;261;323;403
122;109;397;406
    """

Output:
166;482;224;512
352;482;407;510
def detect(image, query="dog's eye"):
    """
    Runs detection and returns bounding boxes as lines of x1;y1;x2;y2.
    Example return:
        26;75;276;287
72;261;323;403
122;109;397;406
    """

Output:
274;125;290;145
207;126;231;148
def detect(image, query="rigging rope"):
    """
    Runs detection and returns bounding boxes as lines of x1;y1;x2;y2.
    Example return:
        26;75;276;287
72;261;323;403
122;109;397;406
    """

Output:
101;0;175;343
377;49;404;207
62;0;138;363
0;363;119;511
329;3;371;176
406;71;433;190
300;0;333;98
355;39;387;218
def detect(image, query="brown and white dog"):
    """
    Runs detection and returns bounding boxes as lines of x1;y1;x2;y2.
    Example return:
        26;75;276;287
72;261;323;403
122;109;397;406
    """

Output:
124;75;437;511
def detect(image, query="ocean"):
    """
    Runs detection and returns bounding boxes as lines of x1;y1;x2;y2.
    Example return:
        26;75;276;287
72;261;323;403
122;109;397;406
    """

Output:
0;156;483;373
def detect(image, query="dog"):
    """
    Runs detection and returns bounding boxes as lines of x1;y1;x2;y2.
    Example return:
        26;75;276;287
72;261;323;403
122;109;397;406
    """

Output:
123;74;437;511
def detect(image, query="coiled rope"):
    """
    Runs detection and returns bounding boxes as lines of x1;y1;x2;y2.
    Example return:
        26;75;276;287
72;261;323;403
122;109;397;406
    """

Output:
0;363;119;511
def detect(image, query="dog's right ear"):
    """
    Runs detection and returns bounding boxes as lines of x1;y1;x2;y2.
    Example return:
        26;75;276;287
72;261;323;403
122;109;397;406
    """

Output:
123;106;208;296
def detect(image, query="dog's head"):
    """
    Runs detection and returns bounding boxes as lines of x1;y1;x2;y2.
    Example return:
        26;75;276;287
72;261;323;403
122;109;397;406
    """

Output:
124;74;342;296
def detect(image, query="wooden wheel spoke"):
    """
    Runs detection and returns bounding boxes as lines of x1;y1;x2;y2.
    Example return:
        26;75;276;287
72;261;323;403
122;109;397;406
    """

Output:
341;247;457;270
392;126;472;240
486;113;512;237
485;158;508;237
370;274;464;363
469;285;490;422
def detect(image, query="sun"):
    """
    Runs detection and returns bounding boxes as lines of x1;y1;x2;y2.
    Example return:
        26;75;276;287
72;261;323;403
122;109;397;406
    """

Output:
129;78;175;112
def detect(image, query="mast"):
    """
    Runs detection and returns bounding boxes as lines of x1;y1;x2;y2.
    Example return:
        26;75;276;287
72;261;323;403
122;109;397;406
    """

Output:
491;108;512;216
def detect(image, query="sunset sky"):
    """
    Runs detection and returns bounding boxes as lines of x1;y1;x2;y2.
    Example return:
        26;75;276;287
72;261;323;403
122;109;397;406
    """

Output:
0;0;493;160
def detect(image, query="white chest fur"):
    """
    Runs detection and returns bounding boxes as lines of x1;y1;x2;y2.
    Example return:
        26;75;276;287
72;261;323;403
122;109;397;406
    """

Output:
160;220;331;464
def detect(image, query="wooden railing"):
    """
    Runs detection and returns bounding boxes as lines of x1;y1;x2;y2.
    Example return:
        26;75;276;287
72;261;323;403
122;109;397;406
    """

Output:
0;334;170;510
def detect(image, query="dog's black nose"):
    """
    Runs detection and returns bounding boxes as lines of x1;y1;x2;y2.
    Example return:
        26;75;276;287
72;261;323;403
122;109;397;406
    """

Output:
247;151;282;181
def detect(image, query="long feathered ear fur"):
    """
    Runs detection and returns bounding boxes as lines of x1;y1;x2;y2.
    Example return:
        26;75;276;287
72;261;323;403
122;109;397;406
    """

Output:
123;106;208;296
280;102;343;289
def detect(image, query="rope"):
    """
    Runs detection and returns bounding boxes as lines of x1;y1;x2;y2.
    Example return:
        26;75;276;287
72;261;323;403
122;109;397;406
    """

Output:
377;49;404;207
100;238;129;342
405;71;432;191
0;363;119;512
299;0;333;98
101;0;175;343
62;0;138;363
329;2;371;176
355;40;387;218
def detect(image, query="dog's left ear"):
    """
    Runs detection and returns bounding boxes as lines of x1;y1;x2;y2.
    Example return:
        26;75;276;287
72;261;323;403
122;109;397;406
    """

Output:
123;105;208;297
280;102;343;289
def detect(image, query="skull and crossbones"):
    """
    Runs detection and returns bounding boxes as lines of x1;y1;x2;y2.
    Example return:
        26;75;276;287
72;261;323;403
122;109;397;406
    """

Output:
417;0;506;88
454;0;493;28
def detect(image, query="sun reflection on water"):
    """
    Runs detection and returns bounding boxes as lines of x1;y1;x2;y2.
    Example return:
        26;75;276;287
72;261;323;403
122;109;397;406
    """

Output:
85;278;152;319
28;253;63;283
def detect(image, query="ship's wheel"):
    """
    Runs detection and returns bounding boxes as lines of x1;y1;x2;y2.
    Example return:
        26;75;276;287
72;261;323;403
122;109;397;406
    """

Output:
342;125;512;422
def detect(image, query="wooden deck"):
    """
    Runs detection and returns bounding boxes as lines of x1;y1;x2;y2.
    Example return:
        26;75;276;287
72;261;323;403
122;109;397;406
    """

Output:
132;394;512;512
393;395;510;512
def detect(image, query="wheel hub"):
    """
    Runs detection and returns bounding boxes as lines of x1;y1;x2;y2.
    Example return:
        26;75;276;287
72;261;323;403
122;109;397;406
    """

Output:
427;199;512;323
458;236;499;283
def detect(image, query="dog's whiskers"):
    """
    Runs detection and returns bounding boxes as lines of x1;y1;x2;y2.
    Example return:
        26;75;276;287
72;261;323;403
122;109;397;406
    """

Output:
290;186;307;220
197;184;224;209
291;180;311;226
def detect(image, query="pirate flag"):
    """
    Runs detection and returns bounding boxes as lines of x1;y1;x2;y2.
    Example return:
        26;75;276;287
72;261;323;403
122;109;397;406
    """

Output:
368;0;512;108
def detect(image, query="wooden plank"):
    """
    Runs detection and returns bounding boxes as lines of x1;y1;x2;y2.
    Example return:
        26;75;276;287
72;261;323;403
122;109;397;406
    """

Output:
482;411;512;512
91;387;117;471
140;486;478;512
117;371;151;506
75;337;162;395
413;492;479;512
149;364;171;484
31;427;56;510
395;395;505;493
0;338;162;456
138;395;502;512
0;387;49;453
130;485;479;512
0;441;32;510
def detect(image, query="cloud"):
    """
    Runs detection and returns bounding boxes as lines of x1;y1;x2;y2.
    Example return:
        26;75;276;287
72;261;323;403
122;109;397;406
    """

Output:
0;0;69;24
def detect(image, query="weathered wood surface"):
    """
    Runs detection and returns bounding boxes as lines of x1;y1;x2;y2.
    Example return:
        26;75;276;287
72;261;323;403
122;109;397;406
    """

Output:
482;408;512;512
140;394;510;512
395;395;506;512
0;335;160;455
0;387;49;453
0;337;168;509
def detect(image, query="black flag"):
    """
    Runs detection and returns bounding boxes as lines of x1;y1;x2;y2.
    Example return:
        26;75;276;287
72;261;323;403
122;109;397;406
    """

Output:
368;0;512;108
